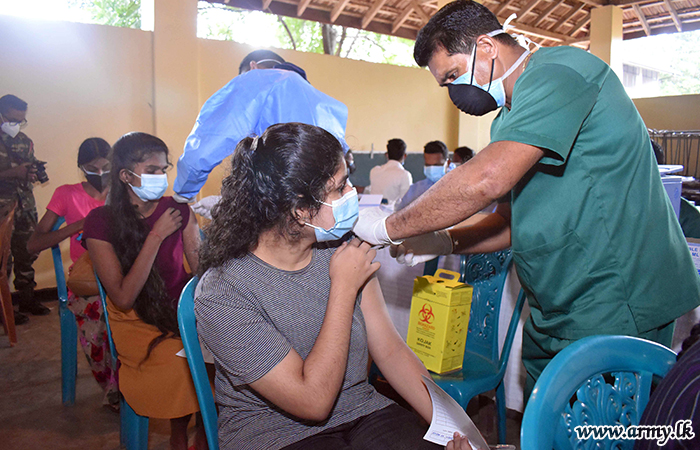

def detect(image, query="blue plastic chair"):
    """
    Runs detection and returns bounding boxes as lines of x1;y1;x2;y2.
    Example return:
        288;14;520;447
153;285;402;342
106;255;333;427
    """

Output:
423;256;440;276
521;335;677;450
95;272;149;450
50;217;78;406
432;250;525;444
177;276;219;450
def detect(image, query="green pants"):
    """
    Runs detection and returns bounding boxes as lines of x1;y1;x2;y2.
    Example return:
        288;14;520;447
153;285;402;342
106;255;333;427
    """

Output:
521;317;675;405
1;195;38;293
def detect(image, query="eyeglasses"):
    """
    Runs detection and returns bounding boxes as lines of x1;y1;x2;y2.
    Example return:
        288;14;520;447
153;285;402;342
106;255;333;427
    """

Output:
0;115;28;129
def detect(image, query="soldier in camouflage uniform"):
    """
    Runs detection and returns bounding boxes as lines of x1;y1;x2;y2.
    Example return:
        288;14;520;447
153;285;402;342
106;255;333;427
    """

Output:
0;95;49;319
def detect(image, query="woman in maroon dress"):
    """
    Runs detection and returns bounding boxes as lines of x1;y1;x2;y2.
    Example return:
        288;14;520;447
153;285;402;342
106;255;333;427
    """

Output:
83;132;205;450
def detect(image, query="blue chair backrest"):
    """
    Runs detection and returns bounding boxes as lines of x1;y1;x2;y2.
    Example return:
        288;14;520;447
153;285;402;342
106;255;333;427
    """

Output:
51;217;80;406
460;250;514;363
95;272;119;364
95;271;151;450
423;256;440;276
51;217;68;305
521;335;677;450
177;277;219;450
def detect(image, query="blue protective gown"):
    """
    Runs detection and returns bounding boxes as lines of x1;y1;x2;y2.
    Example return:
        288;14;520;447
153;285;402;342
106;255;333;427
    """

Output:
174;68;349;199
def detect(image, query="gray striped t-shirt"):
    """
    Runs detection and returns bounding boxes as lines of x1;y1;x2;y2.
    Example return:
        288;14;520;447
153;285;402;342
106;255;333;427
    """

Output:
195;246;393;450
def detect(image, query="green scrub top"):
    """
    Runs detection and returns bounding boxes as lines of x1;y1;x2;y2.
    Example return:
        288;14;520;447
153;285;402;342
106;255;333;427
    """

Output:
490;46;700;340
680;197;700;239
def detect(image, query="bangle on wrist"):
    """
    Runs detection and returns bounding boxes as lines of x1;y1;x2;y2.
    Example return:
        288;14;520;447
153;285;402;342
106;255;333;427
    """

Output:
444;230;456;253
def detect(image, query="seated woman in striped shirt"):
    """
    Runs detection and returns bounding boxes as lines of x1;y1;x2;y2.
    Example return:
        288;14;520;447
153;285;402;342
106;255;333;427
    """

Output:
195;123;442;450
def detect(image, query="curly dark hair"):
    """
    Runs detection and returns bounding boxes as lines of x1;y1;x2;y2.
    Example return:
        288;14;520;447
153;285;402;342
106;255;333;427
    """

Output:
413;0;518;68
106;132;178;362
199;122;344;273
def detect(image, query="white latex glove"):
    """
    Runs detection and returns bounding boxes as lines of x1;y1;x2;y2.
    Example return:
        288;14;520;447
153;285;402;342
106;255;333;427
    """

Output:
173;193;194;204
353;206;403;246
192;195;222;220
389;230;453;267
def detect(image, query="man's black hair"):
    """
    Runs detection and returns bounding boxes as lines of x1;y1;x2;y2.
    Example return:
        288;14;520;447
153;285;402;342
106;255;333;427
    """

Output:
239;50;286;74
386;138;407;161
424;140;448;159
0;95;28;115
414;0;518;68
454;146;475;163
651;139;665;165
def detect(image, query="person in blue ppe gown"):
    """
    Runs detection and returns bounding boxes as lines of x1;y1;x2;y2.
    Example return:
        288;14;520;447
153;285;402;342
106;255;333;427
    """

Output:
173;49;349;203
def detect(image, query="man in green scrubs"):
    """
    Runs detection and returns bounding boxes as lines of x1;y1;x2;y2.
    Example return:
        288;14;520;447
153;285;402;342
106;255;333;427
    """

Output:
354;0;700;397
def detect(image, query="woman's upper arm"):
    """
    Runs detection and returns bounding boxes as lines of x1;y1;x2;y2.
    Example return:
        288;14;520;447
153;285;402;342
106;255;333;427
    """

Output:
360;276;406;361
182;206;201;273
33;209;60;235
86;238;124;304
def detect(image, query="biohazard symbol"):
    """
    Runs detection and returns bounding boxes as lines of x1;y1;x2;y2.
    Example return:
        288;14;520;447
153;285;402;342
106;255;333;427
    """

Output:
418;304;435;324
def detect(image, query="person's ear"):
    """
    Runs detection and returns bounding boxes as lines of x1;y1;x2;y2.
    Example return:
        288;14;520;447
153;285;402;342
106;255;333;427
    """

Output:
477;35;499;61
293;204;312;226
250;61;259;71
119;169;132;185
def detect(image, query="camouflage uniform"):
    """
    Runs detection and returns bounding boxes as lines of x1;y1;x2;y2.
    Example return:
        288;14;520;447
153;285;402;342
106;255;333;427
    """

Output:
0;132;38;296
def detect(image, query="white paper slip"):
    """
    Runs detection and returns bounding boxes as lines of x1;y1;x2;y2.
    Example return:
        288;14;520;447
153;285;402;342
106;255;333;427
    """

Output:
176;341;215;365
422;375;490;449
358;194;383;207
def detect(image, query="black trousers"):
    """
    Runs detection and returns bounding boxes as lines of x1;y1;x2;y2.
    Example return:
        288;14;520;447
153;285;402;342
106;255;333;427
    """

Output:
282;404;443;450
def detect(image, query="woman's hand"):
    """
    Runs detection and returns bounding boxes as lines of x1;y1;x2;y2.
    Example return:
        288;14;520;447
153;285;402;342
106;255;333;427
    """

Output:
446;433;474;450
329;238;380;294
150;207;182;241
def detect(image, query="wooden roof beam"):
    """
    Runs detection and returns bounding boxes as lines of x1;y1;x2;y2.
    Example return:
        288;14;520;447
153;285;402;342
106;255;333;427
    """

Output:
632;4;652;35
532;0;565;28
608;0;680;5
330;0;351;22
392;5;414;33
550;3;584;32
411;0;430;23
262;0;272;10
494;0;518;17
362;0;389;29
297;0;312;16
498;16;575;42
569;13;591;36
518;0;543;19
663;0;683;32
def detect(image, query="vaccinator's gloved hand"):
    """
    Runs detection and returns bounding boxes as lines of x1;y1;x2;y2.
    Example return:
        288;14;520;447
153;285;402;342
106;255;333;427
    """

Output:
352;207;403;246
390;230;453;266
192;195;222;220
173;193;194;204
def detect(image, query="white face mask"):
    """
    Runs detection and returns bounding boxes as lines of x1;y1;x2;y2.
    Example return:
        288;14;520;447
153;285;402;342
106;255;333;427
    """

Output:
1;122;20;138
128;171;168;201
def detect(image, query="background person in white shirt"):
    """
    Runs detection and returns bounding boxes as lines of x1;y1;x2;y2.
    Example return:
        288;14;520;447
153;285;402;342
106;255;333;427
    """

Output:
367;139;412;205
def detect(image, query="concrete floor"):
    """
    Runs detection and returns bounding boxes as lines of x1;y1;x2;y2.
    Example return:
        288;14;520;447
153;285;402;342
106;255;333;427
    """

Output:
0;299;174;450
0;298;522;450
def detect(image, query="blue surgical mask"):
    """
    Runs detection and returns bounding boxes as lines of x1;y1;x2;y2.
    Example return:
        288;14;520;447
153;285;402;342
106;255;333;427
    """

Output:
305;188;359;242
424;165;446;183
128;171;168;201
